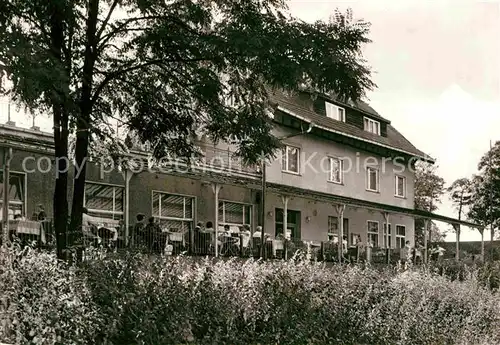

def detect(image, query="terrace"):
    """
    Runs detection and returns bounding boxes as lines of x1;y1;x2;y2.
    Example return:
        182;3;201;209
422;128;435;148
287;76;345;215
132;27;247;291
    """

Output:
4;217;404;265
127;141;261;178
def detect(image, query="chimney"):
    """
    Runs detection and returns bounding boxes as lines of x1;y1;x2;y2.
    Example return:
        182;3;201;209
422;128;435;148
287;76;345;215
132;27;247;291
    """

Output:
6;103;15;126
30;112;40;131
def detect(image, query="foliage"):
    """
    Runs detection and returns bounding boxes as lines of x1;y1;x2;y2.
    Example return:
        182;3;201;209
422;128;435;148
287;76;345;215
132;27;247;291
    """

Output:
414;162;446;244
2;249;500;345
0;246;102;345
447;177;473;220
468;141;500;240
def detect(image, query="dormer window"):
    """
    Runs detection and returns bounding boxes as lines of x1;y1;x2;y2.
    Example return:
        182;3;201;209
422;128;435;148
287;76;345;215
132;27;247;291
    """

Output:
364;117;380;135
325;102;345;122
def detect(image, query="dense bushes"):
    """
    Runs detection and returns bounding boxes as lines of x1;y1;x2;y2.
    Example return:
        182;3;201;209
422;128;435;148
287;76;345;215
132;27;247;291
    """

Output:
2;247;500;344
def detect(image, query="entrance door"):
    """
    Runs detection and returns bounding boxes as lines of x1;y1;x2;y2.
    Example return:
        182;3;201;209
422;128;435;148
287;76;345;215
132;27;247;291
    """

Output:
342;218;349;245
275;208;301;240
383;223;392;248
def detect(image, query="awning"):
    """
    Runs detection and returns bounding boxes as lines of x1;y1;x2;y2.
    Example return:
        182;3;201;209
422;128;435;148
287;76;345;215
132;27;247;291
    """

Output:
264;183;481;228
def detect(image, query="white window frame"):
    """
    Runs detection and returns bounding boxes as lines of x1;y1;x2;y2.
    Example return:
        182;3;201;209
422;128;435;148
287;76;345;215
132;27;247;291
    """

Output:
84;182;124;220
395;224;406;249
0;170;27;220
328;157;343;184
363;117;380;135
281;145;300;174
367;220;379;248
152;191;195;223
383;223;392;249
218;200;252;228
327;215;339;241
366;167;379;192
325;102;346;122
395;175;406;198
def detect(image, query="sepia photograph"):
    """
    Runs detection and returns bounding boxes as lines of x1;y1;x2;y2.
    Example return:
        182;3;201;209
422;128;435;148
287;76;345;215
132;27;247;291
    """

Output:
0;0;499;344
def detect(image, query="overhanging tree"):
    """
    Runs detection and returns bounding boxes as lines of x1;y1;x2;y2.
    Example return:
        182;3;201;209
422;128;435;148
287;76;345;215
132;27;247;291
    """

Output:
476;141;500;243
414;162;445;245
447;177;473;259
0;0;375;258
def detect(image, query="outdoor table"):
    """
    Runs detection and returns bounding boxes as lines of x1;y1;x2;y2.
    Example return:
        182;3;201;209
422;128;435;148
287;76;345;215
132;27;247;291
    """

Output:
9;219;45;244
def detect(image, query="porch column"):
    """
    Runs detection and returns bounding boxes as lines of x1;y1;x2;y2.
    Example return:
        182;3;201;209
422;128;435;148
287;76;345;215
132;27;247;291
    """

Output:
382;212;390;264
122;169;133;246
212;183;222;257
281;195;289;259
336;204;346;263
423;218;430;264
281;195;289;236
452;223;460;261
479;226;485;262
1;147;12;246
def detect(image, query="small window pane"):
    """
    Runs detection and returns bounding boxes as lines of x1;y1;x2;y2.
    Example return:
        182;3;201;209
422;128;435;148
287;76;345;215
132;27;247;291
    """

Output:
287;147;299;172
330;158;342;182
368;168;378;190
162;194;185;218
328;216;338;234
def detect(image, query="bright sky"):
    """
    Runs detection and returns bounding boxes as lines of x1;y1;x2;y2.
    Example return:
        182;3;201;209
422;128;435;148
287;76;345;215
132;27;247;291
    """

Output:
288;0;500;241
1;0;499;241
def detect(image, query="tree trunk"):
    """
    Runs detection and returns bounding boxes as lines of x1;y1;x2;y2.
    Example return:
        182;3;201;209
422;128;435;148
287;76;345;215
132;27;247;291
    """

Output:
69;0;99;234
456;200;462;261
50;2;69;260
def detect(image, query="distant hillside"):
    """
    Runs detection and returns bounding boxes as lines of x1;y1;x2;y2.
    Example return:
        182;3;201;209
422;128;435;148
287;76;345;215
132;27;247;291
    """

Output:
437;240;500;259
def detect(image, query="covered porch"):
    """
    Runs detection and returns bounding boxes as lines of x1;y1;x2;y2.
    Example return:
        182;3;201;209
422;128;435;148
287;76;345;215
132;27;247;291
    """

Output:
262;183;481;263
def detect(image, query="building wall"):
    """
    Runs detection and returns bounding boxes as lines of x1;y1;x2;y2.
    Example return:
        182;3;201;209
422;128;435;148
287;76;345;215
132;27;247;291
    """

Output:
265;126;415;209
0;125;415;246
128;172;258;228
264;192;415;247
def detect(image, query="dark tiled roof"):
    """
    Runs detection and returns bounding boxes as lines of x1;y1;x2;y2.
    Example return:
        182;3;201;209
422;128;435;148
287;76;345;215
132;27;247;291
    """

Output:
268;90;433;161
318;91;389;123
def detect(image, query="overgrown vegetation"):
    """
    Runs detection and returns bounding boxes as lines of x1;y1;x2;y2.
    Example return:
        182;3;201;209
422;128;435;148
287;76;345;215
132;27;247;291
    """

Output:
2;248;500;345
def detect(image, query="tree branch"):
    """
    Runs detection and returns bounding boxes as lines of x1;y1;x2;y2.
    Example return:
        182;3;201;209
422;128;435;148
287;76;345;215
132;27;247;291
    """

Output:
96;14;204;54
91;55;225;105
96;0;120;41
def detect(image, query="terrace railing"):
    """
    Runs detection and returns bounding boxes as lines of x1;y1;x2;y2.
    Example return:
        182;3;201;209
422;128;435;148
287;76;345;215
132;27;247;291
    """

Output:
129;142;261;177
2;218;406;265
197;144;260;176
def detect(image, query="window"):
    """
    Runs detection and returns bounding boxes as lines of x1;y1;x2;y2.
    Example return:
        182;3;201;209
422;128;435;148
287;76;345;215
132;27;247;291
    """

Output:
328;216;349;244
152;192;194;232
275;208;301;240
395;175;406;197
367;221;379;248
84;183;124;220
218;201;252;228
325;102;346;122
281;145;300;174
363;117;380;135
396;225;406;249
383;223;392;248
366;167;379;192
328;216;339;242
0;172;25;220
329;158;343;184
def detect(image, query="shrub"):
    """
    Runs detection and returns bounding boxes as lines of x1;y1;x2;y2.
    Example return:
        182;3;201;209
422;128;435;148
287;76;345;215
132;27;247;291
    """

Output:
0;245;102;345
2;249;500;344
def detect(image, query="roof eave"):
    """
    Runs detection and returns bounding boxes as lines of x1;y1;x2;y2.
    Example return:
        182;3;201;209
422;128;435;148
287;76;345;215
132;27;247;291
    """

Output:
276;105;435;163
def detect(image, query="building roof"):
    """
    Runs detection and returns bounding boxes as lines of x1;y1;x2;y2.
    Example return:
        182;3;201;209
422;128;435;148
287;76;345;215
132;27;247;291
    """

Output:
268;89;434;162
317;91;390;123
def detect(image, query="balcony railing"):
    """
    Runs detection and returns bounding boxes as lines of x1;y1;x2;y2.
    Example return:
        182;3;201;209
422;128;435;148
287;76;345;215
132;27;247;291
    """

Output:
131;143;261;176
197;144;260;175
